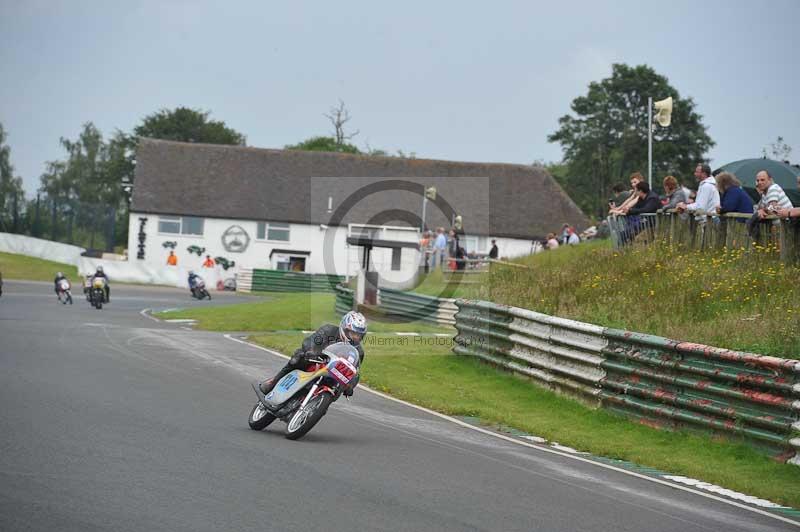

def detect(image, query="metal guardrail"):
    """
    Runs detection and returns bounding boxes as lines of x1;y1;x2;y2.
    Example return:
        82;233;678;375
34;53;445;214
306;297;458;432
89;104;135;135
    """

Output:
454;299;800;463
334;284;354;315
236;268;344;293
608;211;800;263
378;288;457;326
453;300;606;404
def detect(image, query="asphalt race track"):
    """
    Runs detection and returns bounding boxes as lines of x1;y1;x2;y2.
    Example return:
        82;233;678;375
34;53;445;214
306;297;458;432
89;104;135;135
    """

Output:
0;280;796;531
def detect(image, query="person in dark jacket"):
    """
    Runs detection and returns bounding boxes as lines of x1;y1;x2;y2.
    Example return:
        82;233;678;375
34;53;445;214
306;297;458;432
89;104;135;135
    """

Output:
257;311;367;397
622;181;660;244
715;172;754;217
489;240;498;259
627;181;661;215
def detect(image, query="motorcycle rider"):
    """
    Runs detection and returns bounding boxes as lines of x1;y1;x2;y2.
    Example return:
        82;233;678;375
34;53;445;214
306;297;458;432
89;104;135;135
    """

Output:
91;266;110;302
54;271;67;296
258;311;367;397
188;270;200;294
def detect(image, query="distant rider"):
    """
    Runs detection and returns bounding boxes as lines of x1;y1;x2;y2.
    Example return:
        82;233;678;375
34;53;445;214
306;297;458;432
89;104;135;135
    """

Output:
54;271;67;296
91;266;110;302
257;311;367;397
188;270;200;289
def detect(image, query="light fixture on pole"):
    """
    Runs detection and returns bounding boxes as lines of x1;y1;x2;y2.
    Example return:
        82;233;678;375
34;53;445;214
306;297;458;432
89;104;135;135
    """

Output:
648;96;673;186
421;186;436;231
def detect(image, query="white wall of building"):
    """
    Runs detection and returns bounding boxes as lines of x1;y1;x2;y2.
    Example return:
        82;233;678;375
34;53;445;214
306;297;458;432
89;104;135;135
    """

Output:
127;213;539;288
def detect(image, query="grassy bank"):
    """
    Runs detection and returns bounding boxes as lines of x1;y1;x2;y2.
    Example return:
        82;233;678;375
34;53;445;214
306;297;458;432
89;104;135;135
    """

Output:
411;240;800;357
251;331;800;508
156;291;449;334
0;252;78;282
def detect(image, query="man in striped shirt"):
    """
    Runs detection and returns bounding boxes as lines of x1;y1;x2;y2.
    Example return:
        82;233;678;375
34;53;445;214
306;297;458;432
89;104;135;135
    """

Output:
755;170;793;219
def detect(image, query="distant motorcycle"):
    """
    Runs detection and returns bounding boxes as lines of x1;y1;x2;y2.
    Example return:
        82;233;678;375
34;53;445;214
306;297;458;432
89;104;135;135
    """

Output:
249;342;360;440
89;277;107;310
56;278;73;305
83;275;93;301
190;276;211;300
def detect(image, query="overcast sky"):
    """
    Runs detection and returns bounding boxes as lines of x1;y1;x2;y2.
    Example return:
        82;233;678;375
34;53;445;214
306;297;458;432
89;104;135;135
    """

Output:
1;0;798;195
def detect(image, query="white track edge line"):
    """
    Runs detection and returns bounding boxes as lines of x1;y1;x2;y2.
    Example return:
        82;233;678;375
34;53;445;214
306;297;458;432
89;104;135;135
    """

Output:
222;334;799;527
139;308;161;322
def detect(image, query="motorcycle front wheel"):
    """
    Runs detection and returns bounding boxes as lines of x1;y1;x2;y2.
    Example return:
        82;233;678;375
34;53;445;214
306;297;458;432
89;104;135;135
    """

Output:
248;402;276;430
285;392;333;440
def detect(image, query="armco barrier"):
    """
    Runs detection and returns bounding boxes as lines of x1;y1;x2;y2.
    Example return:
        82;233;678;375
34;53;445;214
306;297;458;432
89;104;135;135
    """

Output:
600;329;800;461
453;299;800;463
453;299;606;404
379;288;457;326
334;284;354;315
236;268;343;293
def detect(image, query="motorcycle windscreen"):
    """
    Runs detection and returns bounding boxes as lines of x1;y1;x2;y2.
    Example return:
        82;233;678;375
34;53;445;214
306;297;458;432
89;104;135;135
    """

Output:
322;342;360;367
263;369;318;407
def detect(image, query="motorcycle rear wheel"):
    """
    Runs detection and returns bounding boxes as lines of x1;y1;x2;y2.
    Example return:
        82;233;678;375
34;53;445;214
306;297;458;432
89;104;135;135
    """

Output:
285;393;333;440
248;402;276;430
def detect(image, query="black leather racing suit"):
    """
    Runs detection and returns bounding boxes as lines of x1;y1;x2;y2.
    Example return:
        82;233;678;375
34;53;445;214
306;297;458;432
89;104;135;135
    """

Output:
260;324;365;395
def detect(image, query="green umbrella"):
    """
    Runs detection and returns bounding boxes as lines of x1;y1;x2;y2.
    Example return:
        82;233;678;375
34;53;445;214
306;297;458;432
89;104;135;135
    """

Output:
714;158;800;206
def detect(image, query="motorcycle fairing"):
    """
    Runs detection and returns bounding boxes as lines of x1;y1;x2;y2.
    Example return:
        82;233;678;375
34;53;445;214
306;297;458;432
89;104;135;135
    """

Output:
263;368;326;408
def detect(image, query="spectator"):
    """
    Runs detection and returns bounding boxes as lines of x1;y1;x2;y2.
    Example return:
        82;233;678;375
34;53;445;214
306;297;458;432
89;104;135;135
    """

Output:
776;206;800;218
610;172;645;215
628;181;661;215
608;183;628;212
755;170;793;219
566;227;580;245
202;254;215;268
687;190;697;204
432;227;447;269
715;172;753;216
660;175;687;211
559;223;571;245
746;170;794;239
489;239;499;259
167;250;178;266
546;233;559;250
676;163;720;221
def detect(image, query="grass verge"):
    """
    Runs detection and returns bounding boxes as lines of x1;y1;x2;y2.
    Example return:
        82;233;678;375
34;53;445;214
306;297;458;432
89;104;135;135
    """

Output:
251;330;800;508
0;251;78;282
156;291;451;334
412;239;800;357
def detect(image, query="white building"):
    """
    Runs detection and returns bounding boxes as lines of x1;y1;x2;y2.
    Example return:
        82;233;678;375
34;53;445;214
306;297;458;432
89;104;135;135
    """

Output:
128;139;588;289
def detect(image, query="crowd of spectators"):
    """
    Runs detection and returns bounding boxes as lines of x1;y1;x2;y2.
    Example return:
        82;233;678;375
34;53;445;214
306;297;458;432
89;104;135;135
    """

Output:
419;227;499;272
606;162;797;244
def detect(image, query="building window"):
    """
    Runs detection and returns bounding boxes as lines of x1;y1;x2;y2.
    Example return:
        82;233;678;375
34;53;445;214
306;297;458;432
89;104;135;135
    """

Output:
158;216;204;236
274;255;306;272
182;216;204;235
391;248;402;271
257;221;290;241
158;216;181;234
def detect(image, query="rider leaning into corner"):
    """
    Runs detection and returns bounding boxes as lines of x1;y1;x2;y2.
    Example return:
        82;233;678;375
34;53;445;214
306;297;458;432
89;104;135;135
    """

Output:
257;311;367;398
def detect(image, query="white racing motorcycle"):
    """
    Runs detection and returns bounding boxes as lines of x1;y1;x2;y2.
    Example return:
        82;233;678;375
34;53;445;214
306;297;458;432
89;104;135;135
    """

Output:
248;342;359;440
56;278;73;305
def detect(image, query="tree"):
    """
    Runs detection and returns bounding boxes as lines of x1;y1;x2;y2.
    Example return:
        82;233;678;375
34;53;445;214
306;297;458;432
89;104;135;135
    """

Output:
133;107;246;146
325;99;359;146
285;135;360;154
548;64;714;218
0;123;25;232
762;136;792;162
286;100;362;154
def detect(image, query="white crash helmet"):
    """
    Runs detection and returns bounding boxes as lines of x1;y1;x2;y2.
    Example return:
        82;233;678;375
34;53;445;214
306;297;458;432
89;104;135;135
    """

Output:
339;311;367;345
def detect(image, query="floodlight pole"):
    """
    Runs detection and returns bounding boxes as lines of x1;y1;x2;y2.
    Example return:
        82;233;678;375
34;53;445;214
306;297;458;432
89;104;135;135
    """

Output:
421;196;427;232
647;96;653;187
